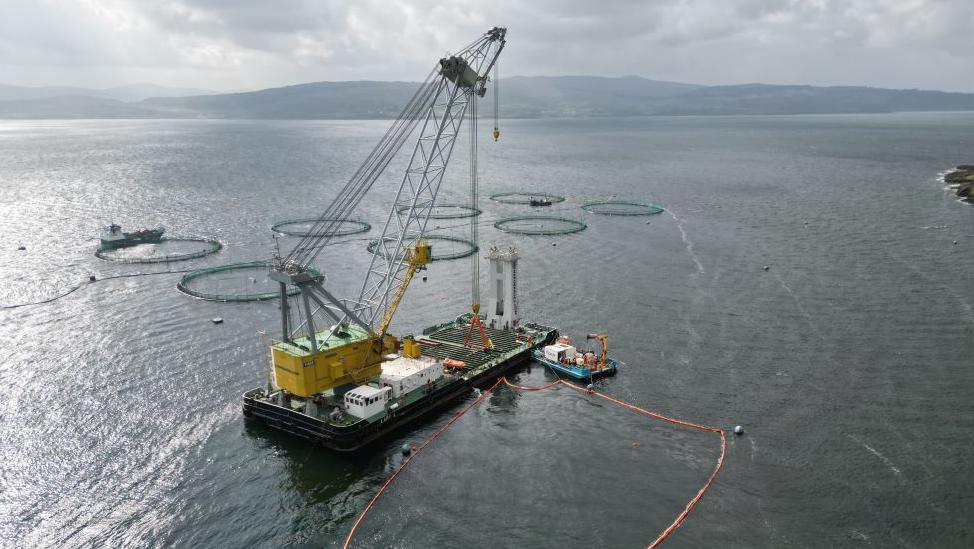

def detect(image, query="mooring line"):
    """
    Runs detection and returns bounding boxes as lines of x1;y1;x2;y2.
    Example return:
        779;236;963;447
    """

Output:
343;377;726;548
0;269;194;309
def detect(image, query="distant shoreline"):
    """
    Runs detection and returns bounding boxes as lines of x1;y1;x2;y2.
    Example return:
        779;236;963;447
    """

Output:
5;76;974;120
6;110;974;122
943;165;974;205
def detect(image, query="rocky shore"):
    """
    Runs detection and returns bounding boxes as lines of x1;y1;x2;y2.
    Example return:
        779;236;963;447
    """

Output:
944;165;974;203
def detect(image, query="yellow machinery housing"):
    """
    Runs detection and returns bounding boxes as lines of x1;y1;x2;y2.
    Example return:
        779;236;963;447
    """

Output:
271;325;398;398
272;241;430;398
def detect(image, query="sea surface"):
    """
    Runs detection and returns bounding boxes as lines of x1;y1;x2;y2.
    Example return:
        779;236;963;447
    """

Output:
1;113;973;548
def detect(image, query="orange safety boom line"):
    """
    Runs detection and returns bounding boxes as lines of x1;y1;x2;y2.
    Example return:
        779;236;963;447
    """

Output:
343;377;727;549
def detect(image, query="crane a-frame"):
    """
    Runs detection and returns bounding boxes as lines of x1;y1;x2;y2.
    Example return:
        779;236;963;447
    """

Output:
267;28;506;398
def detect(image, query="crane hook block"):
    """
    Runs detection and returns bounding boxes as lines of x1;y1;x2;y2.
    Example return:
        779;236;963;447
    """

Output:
493;127;500;141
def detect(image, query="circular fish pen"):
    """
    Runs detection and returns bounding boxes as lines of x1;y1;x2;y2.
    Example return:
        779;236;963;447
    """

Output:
95;238;222;264
489;192;566;205
271;217;371;237
176;261;321;302
493;216;587;235
366;235;478;261
396;203;481;219
582;201;665;216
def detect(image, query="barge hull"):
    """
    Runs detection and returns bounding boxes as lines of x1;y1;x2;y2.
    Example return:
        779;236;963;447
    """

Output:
243;319;556;452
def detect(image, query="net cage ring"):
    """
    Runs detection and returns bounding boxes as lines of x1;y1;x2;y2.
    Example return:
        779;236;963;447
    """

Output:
489;192;567;205
95;238;222;264
176;261;322;302
366;234;478;261
395;203;482;219
581;201;665;216
271;217;371;237
493;216;588;235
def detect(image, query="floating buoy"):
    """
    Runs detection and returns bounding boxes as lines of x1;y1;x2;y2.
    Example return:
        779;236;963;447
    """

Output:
762;265;769;271
734;425;744;435
89;275;97;282
632;441;639;448
473;388;481;397
586;383;595;393
401;443;411;455
212;317;224;324
422;276;427;282
552;243;557;247
953;240;958;245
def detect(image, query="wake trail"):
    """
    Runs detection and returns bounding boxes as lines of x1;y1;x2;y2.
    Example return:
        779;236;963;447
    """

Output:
848;434;904;481
667;209;705;275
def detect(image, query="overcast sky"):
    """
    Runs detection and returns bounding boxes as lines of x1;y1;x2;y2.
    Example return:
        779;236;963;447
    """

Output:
2;0;973;92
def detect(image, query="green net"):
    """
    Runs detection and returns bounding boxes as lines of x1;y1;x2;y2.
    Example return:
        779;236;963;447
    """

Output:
396;203;481;219
271;217;371;237
95;238;222;263
489;192;567;205
176;261;321;302
366;234;478;261
493;216;587;235
581;201;665;216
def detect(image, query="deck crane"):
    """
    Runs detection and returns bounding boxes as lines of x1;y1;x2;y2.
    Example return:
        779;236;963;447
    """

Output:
586;333;609;368
267;27;507;398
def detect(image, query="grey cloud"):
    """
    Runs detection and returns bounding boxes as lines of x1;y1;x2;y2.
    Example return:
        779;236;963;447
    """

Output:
1;0;973;92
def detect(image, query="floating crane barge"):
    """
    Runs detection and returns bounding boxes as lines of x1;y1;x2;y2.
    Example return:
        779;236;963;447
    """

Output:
243;317;555;452
242;28;558;451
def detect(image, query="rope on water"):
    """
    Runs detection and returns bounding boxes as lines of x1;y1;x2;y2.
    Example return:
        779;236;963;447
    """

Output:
1;269;195;309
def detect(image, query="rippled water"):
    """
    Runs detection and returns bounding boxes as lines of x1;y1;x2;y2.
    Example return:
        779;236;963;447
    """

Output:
1;114;973;547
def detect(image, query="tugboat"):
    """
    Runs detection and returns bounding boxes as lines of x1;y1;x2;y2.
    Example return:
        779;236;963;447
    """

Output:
99;223;165;250
532;333;618;380
530;195;553;207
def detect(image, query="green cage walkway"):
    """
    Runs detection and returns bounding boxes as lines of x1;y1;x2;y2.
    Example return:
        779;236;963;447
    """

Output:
271;217;371;237
95;238;222;264
176;261;321;302
366;234;478;261
493;215;587;235
490;192;566;205
582;201;665;216
396;203;481;219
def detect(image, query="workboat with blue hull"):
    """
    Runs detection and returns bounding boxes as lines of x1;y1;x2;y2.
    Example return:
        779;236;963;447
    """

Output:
243;315;557;452
532;333;618;380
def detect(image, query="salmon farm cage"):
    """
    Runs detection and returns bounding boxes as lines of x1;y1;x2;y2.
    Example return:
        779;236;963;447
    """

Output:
489;192;567;205
581;201;665;216
366;234;478;261
493;216;587;235
95;238;222;263
271;217;371;237
176;261;321;302
395;203;482;219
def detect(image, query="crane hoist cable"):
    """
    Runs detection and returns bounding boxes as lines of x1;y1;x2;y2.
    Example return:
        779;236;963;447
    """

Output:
493;60;500;141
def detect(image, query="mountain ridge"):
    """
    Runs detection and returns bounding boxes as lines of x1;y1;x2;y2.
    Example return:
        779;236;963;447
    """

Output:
3;76;974;119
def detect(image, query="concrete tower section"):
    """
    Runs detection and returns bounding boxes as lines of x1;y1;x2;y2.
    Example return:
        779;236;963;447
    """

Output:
484;245;519;330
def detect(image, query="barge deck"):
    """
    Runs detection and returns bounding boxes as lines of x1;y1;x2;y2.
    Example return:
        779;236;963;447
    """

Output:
243;315;557;452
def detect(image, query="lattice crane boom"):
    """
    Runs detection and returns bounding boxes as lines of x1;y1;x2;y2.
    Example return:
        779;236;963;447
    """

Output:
270;27;507;355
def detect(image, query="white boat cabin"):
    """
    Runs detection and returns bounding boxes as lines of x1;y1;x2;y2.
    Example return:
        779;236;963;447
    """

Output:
543;343;577;362
344;385;391;419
